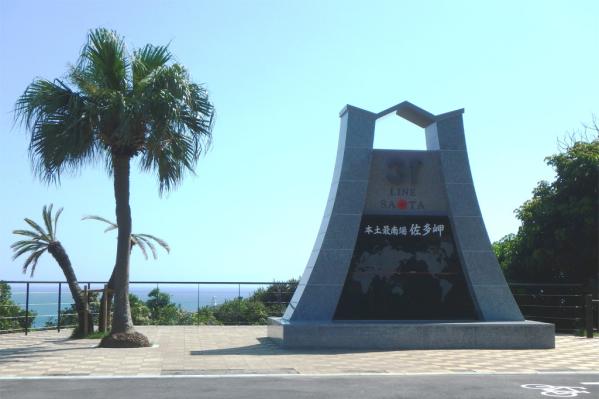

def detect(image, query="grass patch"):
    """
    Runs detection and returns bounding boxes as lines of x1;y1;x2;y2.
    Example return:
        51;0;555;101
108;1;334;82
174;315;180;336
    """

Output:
84;331;109;339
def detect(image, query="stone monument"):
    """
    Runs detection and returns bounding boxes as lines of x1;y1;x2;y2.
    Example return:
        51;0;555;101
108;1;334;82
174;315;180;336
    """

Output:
268;101;554;349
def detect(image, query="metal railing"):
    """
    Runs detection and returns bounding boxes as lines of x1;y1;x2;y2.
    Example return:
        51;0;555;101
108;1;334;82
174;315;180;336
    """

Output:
2;280;596;337
509;283;598;335
0;280;296;334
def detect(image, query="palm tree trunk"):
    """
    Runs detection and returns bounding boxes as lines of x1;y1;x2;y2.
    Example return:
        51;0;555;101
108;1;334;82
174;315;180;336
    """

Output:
109;154;135;334
47;242;91;336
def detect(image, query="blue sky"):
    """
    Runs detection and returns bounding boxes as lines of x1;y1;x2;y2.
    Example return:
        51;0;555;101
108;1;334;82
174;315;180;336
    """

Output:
1;0;597;282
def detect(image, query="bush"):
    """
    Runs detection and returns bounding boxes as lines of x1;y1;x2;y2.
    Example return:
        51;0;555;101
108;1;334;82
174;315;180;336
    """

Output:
193;307;222;325
0;282;36;332
129;293;151;325
145;288;193;325
249;279;298;317
213;298;269;325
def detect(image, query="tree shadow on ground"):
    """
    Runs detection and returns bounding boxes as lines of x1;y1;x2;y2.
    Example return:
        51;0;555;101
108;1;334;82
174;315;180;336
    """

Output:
0;342;97;363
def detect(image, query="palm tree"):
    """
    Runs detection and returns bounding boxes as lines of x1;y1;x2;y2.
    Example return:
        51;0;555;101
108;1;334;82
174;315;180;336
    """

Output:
82;215;170;260
11;205;92;336
15;28;214;347
82;215;170;332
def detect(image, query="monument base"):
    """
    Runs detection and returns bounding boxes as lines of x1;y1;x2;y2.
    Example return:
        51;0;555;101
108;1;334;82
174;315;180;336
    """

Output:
267;317;554;349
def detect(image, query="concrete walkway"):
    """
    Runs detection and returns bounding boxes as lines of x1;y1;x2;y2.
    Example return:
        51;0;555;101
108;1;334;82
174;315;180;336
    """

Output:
0;326;597;377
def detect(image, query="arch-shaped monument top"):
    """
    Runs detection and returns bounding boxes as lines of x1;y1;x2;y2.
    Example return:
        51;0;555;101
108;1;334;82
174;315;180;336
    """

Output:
268;101;554;349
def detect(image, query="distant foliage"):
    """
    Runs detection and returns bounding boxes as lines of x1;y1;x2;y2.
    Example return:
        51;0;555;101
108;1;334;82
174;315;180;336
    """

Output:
42;280;299;329
145;288;191;325
248;278;298;317
45;291;100;329
212;298;269;325
129;294;151;325
132;280;297;326
0;282;36;332
494;136;598;288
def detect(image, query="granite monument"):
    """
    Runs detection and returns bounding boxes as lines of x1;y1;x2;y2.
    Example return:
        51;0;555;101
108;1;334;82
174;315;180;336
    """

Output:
268;101;554;349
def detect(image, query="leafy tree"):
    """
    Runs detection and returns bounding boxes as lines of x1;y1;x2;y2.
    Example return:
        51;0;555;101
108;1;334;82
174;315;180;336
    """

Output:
494;136;598;289
10;205;91;336
146;288;192;325
193;306;222;325
491;234;517;275
213;298;269;325
249;279;298;316
129;293;151;325
82;215;169;332
0;282;36;332
15;28;214;347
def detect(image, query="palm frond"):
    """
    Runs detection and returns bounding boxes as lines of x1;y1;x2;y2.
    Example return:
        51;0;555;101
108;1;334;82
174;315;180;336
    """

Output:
84;215;169;260
10;239;45;250
137;63;214;194
15;78;100;183
135;235;157;259
12;243;47;260
22;249;45;277
12;229;45;240
77;28;129;91
132;235;149;260
134;234;170;253
42;204;54;239
23;218;50;241
82;215;118;232
53;207;63;238
132;44;172;86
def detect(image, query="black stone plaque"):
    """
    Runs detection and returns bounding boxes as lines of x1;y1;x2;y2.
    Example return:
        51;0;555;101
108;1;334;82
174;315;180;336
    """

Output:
334;215;478;320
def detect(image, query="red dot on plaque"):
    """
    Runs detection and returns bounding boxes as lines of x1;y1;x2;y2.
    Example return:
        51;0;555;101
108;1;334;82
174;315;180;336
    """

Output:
397;199;408;209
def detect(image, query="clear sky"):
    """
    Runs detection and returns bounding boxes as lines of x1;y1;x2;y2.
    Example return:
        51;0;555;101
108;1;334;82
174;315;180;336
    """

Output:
1;0;597;283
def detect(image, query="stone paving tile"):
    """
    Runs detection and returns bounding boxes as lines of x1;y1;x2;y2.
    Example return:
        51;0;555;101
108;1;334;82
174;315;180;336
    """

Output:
0;326;598;376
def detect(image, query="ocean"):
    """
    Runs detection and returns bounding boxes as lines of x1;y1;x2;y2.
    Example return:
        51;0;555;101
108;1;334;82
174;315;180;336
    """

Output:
6;283;269;329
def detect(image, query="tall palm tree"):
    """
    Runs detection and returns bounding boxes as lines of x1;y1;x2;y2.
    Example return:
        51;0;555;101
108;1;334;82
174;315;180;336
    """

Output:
11;205;92;336
83;215;170;332
15;28;214;347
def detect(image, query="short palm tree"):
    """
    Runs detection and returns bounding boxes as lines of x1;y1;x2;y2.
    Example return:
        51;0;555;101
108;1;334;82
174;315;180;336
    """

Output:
15;28;214;347
83;215;170;332
11;205;91;336
82;215;170;259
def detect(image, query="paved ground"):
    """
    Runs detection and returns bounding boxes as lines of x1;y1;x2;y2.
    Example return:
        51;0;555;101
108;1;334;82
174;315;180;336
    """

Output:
0;326;597;377
1;374;599;399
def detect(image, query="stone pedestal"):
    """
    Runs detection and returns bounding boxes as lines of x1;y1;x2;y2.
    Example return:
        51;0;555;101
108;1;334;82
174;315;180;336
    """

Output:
268;317;554;349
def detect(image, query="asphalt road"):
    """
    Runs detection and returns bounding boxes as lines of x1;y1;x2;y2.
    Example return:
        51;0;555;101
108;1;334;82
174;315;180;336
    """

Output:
1;373;598;399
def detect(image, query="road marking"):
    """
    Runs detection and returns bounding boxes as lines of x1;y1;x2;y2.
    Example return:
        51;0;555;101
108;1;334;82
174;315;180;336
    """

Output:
581;382;599;385
0;371;598;381
521;384;590;397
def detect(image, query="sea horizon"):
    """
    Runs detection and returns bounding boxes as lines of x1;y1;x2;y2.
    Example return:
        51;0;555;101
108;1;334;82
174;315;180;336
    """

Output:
5;282;271;329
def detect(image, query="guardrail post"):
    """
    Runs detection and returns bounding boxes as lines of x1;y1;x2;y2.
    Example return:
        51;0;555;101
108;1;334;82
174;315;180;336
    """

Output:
57;283;62;333
83;286;88;336
585;294;593;338
237;283;241;325
102;284;108;332
24;282;30;335
196;283;200;326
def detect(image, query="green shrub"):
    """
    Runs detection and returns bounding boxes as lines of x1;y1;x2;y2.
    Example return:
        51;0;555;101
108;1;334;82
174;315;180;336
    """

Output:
0;282;36;332
213;298;269;325
249;279;298;317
